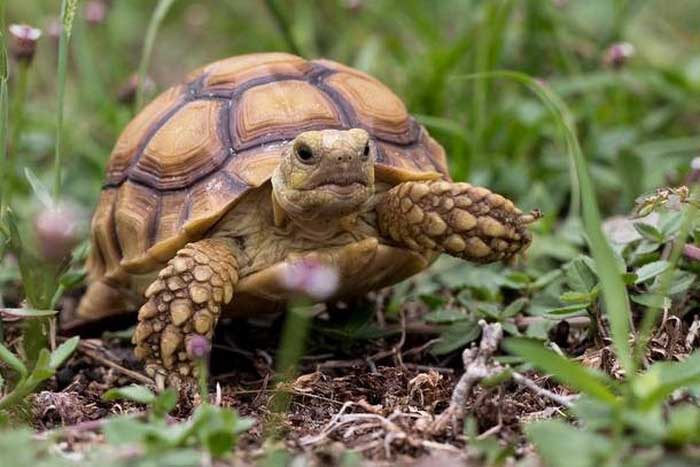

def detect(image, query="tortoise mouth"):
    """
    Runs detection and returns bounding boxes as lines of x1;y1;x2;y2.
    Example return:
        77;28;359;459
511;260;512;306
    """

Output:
305;173;368;190
316;182;367;197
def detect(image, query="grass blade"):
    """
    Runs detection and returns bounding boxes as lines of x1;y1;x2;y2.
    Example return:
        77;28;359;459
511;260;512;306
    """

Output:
0;0;8;217
453;71;635;375
504;337;618;405
52;0;78;200
136;0;177;110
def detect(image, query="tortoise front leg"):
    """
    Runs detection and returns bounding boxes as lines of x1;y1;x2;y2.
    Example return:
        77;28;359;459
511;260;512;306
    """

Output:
376;180;540;263
132;238;238;389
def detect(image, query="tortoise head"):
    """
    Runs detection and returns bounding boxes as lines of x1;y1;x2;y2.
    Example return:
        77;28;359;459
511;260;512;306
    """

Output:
271;128;375;221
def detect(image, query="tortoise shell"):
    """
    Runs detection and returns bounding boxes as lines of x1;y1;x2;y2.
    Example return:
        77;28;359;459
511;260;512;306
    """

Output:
89;52;449;280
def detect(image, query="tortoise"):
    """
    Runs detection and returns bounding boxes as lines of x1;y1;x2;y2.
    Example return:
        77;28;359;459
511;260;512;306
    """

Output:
78;52;539;388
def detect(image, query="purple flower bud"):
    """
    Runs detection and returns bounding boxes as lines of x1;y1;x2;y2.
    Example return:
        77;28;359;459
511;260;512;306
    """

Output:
685;244;700;262
9;24;42;64
33;201;85;263
84;0;109;26
603;42;635;69
280;259;339;301
186;335;211;360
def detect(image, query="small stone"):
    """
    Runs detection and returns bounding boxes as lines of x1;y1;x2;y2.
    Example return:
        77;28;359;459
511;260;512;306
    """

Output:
424;213;447;236
170;300;193;326
189;283;210;304
399;183;412;198
442;198;454;210
211;274;223;287
178;352;188;361
161;292;173;303
153;322;163;332
406;205;425;224
193;265;213;282
445;234;466;252
400;197;413;213
409;183;430;202
451;209;477;231
145;280;165;298
179;365;191;376
193;311;213;334
167;276;186;291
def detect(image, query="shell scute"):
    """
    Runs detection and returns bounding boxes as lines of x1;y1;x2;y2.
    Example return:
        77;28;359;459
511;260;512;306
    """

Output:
134;99;226;190
106;86;185;185
233;80;342;149
188;52;309;89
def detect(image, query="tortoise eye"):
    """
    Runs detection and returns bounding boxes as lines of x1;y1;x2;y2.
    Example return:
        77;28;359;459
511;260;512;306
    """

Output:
295;143;314;164
361;142;370;160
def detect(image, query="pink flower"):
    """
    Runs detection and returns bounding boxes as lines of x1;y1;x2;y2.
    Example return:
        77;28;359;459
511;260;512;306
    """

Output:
186;335;211;360
33;201;85;263
603;42;635;69
280;259;339;301
84;1;109;26
684;244;700;262
9;24;42;63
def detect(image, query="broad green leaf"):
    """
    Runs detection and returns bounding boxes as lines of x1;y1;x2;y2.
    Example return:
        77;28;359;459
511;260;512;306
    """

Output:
631;352;700;410
103;416;158;445
659;211;684;238
560;291;593;304
563;256;598;292
634;260;670;284
633;222;663;243
531;269;563;290
48;336;79;369
419;294;446;310
0;343;28;379
502;297;528;318
504;338;618;404
431;319;481;355
152;389;178;418
630;294;670;308
544;303;589;316
423;308;469;323
526;420;614;467
103;384;156;404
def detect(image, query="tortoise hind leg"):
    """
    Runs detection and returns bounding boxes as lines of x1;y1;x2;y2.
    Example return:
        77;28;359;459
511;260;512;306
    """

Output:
376;180;541;263
78;279;132;320
132;238;239;389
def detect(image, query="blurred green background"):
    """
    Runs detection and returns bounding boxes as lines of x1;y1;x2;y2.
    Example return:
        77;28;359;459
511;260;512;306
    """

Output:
4;0;700;261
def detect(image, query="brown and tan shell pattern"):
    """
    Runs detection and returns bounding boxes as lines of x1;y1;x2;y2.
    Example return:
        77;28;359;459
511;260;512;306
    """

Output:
89;52;449;282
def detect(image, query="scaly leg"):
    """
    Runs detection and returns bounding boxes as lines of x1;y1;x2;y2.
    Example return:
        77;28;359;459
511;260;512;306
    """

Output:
376;180;540;263
132;238;238;389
